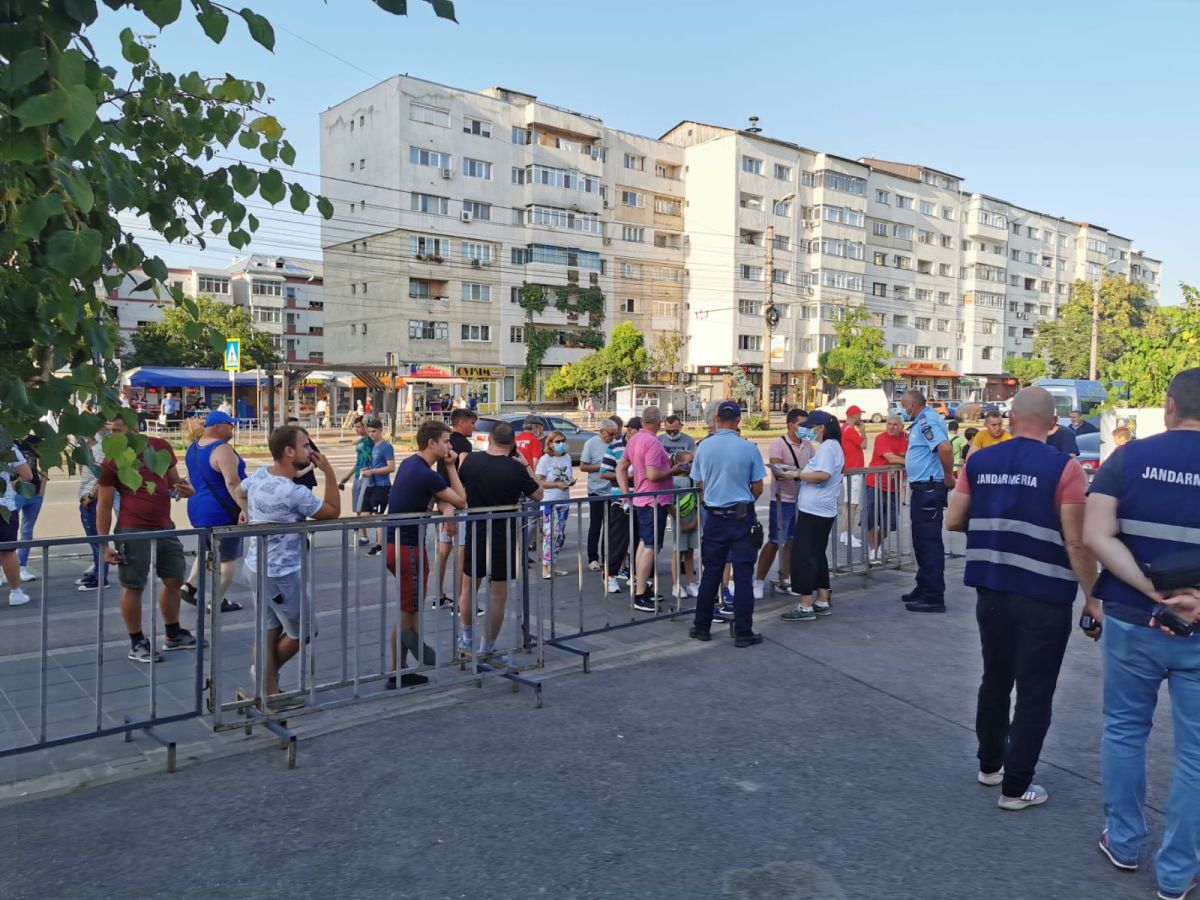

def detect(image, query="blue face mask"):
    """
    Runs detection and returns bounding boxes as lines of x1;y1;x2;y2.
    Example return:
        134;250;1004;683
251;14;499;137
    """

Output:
553;442;568;455
796;427;816;442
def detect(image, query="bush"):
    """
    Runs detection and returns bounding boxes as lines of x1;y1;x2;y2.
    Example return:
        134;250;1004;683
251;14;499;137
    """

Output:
960;402;983;422
743;415;770;431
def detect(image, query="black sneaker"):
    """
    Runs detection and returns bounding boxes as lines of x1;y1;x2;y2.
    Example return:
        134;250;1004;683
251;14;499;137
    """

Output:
128;639;162;664
688;627;711;642
219;598;243;613
76;577;110;592
162;628;201;651
366;544;383;557
734;632;764;648
905;600;947;614
712;604;735;622
633;596;657;613
181;583;198;606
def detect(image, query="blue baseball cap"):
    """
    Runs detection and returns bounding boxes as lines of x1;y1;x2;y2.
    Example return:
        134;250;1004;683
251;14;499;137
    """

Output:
802;411;836;429
716;400;742;420
204;411;235;427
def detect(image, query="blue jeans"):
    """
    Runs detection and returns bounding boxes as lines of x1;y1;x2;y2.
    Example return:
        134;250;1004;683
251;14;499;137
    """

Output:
1102;617;1200;895
17;494;43;567
79;499;109;585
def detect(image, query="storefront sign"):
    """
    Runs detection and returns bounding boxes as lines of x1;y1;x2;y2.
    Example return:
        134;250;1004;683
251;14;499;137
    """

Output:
898;361;945;372
455;365;503;380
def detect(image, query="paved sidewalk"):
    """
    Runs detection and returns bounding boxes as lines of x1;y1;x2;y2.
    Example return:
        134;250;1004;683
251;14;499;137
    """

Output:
2;557;1178;900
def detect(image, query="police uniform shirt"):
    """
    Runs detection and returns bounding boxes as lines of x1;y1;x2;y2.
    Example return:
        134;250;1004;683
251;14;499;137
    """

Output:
691;429;766;508
906;407;949;483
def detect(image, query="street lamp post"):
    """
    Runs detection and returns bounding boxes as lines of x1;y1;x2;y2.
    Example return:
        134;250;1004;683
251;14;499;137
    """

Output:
761;193;794;427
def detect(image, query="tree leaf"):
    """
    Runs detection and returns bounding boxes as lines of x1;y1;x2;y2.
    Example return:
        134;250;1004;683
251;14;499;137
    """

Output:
237;128;258;149
279;141;296;166
0;47;47;92
45;228;103;275
59;169;96;213
13;192;66;238
239;8;275;51
141;0;182;28
230;164;257;196
13;89;69;128
248;213;259;231
142;256;168;281
316;195;334;219
111;241;144;272
195;2;229;42
61;83;98;143
258;167;285;204
374;0;406;12
228;228;250;249
289;183;310;213
119;27;150;64
428;0;457;21
248;115;283;141
63;0;99;25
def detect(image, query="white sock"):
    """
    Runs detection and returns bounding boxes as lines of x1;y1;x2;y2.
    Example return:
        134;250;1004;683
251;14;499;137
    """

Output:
461;625;474;646
480;636;495;653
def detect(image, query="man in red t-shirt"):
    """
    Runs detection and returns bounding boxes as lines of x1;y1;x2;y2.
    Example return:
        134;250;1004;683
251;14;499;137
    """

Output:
863;414;908;561
97;416;198;664
515;417;544;469
839;405;866;548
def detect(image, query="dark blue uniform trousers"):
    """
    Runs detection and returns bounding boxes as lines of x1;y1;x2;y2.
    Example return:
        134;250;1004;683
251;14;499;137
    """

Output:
910;484;946;603
693;510;757;638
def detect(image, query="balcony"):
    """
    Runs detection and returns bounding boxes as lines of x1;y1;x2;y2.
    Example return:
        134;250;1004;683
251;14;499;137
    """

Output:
308;326;324;336
286;324;297;335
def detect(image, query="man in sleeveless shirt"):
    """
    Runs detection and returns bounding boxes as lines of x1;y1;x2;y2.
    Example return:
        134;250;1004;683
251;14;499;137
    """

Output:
182;411;247;613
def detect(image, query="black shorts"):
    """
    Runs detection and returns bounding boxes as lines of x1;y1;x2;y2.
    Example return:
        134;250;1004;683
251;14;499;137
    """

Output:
464;520;519;581
363;485;389;514
0;508;18;543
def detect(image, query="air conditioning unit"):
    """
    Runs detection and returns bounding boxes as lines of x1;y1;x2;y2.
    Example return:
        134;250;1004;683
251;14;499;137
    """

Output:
603;237;612;246
441;168;453;179
602;200;610;209
683;235;690;244
567;269;579;283
589;272;599;286
460;211;472;223
1016;312;1027;319
678;372;691;384
471;258;481;268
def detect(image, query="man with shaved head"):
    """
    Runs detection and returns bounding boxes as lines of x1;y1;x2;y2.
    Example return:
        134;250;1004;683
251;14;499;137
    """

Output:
946;387;1096;812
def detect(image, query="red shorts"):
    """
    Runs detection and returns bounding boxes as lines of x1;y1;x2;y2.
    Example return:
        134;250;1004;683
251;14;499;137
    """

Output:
385;543;427;614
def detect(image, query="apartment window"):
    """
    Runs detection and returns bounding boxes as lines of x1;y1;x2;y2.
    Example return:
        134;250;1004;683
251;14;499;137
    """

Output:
197;275;229;294
941;235;954;249
942;206;954;220
915;289;932;301
892;224;913;240
361;282;367;294
872;222;888;237
737;334;763;351
773;200;792;217
962;240;972;252
1011;249;1021;261
919;201;935;215
254;308;281;324
461;324;491;342
461;241;493;262
892;343;911;356
740;265;764;282
619;298;636;313
653;300;679;318
938;263;953;277
511;126;530;144
462;158;492;179
1012;222;1021;234
982;346;994;360
409;147;451;168
655;163;670;178
621;226;645;243
654;196;681;216
896;195;913;210
893;255;911;270
461;283;491;302
938;292;951;305
463;200;491;221
351;283;356;295
410;102;449;127
915;317;931;330
251;278;281;297
917;229;934;245
739;299;762;315
978;210;1008;229
624;153;645;171
872;282;887;297
872;251;887;266
774;163;792;181
914;346;929;359
1040;305;1050;317
408;279;431;299
816;171;866;195
621;190;640;207
935;346;949;361
510;166;526;185
620;262;643;279
739;193;763;210
875;189;890;204
819;334;837;353
772;268;789;285
773;234;790;251
1007;326;1017;338
801;171;816;187
741;155;763;175
509;326;524;343
412;235;450;257
409;319;449;341
655;266;683;283
411;193;449;215
463;117;491;137
981;319;997;335
893;286;910;300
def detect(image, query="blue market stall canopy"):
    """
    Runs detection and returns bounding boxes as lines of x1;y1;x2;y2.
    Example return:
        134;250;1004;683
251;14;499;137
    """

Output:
122;367;268;389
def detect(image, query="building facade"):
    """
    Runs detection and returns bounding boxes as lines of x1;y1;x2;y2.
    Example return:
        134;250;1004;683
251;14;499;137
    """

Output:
319;75;1161;407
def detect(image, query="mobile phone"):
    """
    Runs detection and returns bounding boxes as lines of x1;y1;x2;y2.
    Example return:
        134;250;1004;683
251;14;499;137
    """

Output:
269;593;286;606
1078;613;1101;635
1151;603;1195;637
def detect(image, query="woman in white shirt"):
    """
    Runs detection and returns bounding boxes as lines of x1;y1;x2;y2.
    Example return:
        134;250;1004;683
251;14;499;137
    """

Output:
782;412;844;622
534;432;574;579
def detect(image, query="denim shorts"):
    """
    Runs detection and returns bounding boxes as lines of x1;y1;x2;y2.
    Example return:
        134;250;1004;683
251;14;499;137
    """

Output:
244;566;315;641
767;499;797;544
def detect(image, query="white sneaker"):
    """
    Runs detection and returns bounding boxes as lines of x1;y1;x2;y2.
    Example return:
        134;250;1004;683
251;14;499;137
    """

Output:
672;583;686;599
752;580;765;600
607;577;621;594
726;582;735;596
9;587;31;607
19;568;37;582
850;535;863;548
998;784;1048;810
838;532;850;544
685;582;699;598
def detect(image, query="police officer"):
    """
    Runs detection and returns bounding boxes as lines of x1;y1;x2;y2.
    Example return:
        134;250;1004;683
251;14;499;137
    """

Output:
946;387;1096;811
900;389;956;612
690;401;767;647
1084;367;1200;899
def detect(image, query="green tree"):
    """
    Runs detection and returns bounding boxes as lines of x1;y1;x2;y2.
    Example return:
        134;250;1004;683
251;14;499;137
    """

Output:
648;331;685;385
816;307;891;391
607;322;649;387
1033;277;1154;378
1104;303;1200;407
1004;355;1047;386
0;0;456;494
127;296;278;369
725;365;757;409
543;351;611;403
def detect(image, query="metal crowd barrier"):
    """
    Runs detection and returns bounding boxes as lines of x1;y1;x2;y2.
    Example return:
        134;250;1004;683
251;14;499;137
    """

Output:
828;466;911;576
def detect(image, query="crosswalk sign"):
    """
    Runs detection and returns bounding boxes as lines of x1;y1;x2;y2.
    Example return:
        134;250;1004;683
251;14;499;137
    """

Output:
224;339;241;371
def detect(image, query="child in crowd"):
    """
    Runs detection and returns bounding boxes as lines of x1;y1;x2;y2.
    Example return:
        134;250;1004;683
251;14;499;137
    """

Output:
671;450;699;599
535;432;574;579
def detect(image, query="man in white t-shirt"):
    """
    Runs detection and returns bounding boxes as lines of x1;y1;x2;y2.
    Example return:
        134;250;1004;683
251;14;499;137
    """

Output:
236;424;340;703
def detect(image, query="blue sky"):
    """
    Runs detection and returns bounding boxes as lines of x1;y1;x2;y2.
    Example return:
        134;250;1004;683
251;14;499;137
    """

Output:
85;0;1198;303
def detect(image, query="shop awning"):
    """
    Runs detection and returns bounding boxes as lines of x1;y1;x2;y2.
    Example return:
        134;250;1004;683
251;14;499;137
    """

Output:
894;366;961;378
122;366;267;389
407;376;466;385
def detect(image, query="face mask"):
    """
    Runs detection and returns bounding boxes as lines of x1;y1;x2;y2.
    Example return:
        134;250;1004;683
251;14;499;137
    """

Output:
666;430;679;438
553;442;568;454
796;427;816;441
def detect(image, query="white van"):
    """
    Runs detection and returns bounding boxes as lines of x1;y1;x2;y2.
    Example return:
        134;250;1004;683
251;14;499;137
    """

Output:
818;388;890;423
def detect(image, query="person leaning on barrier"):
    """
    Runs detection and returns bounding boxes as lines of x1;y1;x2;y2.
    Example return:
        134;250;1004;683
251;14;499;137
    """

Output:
235;425;340;705
97;415;197;663
754;408;813;595
863;415;908;563
384;419;467;690
689;400;767;648
600;417;639;593
580;418;618;573
1083;367;1200;899
431;408;476;609
899;389;956;613
945;387;1095;812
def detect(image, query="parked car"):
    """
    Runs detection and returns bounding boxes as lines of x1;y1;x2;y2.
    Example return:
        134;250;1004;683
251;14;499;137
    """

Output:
887;402;911;422
470;414;597;463
928;400;955;419
817;388;890;423
1076;431;1101;483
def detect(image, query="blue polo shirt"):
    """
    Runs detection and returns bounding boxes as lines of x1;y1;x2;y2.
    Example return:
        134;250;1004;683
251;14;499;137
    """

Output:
905;406;949;482
692;429;766;507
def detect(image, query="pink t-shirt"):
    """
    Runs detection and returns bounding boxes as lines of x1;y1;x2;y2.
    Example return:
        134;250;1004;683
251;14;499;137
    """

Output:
768;435;813;502
624;429;674;507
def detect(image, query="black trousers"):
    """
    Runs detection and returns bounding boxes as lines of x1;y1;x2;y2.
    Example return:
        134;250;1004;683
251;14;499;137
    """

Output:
587;494;607;563
790;510;835;596
605;501;638;577
975;587;1072;797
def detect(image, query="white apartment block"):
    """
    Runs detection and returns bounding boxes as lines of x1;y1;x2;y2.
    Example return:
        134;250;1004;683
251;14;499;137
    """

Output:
319;75;1161;407
103;255;326;365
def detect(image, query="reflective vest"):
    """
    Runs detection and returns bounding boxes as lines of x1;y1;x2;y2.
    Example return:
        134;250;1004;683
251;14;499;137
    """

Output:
1093;430;1200;620
963;437;1076;604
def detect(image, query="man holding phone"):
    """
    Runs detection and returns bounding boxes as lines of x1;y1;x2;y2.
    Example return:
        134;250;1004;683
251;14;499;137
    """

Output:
1083;368;1200;900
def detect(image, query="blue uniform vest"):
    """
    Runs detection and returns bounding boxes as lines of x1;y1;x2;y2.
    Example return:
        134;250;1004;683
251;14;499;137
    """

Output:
1093;430;1200;620
963;437;1076;604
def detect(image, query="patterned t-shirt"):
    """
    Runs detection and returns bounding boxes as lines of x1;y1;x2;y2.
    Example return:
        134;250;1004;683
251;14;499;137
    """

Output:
241;467;323;577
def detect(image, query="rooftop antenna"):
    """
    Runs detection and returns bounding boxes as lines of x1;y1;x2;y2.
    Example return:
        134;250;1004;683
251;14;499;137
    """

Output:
746;115;762;134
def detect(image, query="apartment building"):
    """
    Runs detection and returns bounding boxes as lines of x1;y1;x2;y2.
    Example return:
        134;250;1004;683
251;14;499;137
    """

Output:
101;254;325;364
320;74;1161;407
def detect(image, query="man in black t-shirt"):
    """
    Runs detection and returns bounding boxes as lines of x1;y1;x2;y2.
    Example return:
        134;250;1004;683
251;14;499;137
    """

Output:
457;421;542;666
432;409;476;607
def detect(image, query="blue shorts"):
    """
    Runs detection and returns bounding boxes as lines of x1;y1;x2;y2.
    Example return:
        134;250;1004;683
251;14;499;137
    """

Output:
636;504;671;550
862;486;899;532
217;536;244;562
767;500;796;544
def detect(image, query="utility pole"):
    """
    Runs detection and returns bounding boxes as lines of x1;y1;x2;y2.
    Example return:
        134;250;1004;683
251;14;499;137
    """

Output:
761;224;775;427
1088;277;1100;380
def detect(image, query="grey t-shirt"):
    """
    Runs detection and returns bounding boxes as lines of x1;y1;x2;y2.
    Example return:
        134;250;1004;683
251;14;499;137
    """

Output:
659;431;696;456
580;435;611;495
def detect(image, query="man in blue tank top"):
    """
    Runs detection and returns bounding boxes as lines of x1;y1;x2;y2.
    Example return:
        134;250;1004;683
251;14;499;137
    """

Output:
1084;368;1200;900
182;411;248;613
947;387;1095;813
